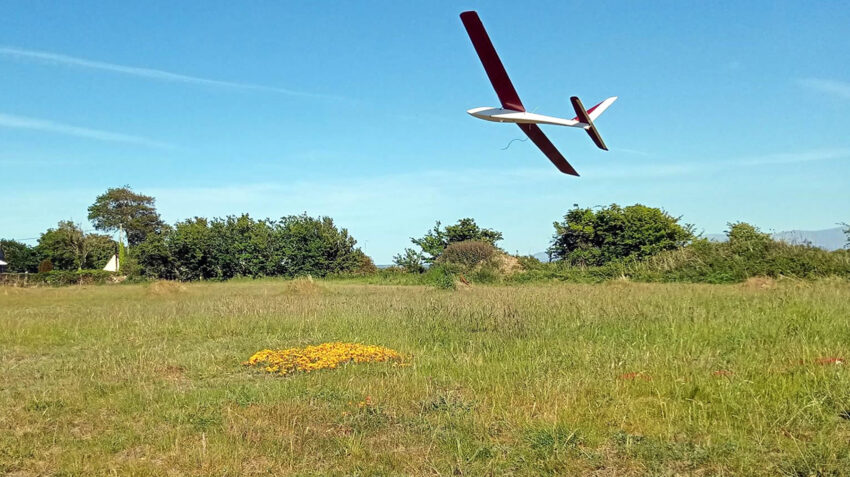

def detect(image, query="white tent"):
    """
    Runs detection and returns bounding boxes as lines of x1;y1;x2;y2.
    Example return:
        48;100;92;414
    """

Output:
103;255;119;272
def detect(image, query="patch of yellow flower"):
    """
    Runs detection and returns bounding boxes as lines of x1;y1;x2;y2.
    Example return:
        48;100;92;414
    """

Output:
244;342;404;376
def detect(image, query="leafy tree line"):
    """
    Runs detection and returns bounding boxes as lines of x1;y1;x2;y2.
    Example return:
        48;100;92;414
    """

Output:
2;186;848;283
0;187;373;280
1;222;117;273
135;214;373;280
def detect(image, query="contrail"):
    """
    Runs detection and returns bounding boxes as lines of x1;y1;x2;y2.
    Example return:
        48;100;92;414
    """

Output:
0;45;341;100
799;78;850;100
0;112;174;149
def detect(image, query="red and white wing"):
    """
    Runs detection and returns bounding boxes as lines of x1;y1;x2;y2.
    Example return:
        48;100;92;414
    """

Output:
459;11;525;112
517;124;579;176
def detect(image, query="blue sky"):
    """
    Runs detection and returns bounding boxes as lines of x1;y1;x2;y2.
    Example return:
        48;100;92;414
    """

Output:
2;0;848;262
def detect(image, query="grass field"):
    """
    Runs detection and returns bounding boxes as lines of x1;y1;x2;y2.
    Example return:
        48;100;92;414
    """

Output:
2;278;850;475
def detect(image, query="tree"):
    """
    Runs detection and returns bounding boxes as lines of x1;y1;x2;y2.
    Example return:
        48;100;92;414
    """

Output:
85;233;120;269
37;221;117;271
37;221;86;270
410;218;503;263
0;239;39;272
393;248;426;273
211;215;281;278
356;250;378;274
87;186;165;247
275;214;363;277
135;229;175;279
167;217;216;280
549;204;694;265
724;221;775;262
843;222;849;249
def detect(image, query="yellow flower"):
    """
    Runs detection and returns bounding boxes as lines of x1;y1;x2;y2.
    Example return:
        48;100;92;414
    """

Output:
244;342;405;376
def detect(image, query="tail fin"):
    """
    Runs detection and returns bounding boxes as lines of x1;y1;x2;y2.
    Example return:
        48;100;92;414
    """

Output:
570;96;614;151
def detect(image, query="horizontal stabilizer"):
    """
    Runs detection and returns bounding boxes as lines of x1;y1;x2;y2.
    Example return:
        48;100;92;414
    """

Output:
570;96;608;151
586;96;617;121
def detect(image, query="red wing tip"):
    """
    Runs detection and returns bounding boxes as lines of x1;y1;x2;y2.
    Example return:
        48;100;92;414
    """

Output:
559;166;580;176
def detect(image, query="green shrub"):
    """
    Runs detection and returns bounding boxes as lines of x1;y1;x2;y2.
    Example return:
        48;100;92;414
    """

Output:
392;248;426;273
437;240;496;269
119;256;141;278
469;262;501;284
512;222;850;285
411;218;503;263
626;236;850;283
427;263;460;290
549;204;694;266
516;255;546;271
29;270;117;286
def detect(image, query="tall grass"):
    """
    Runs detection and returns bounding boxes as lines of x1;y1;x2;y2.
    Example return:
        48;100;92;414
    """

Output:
2;279;849;474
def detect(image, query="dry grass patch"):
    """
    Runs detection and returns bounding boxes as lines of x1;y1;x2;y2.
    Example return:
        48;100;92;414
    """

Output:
741;276;777;290
146;280;187;295
284;276;324;295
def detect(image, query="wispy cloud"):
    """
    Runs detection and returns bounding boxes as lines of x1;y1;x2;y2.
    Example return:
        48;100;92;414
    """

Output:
586;147;850;179
612;147;652;157
798;78;850;100
145;148;850;211
0;113;173;148
0;45;341;100
736;148;850;166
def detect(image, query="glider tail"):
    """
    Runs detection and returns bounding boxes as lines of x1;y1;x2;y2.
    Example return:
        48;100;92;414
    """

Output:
570;96;617;151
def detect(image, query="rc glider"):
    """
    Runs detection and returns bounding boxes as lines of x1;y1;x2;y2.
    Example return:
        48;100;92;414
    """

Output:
460;11;617;176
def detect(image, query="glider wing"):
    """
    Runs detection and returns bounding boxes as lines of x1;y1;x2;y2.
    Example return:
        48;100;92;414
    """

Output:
517;123;579;176
460;11;525;112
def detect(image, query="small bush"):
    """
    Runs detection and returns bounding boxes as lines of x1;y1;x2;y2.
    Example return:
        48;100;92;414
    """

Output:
516;255;546;270
37;259;54;273
470;263;501;284
285;276;324;295
120;256;141;278
437;240;496;269
392;248;426;273
147;280;187;295
353;251;378;275
427;263;460;290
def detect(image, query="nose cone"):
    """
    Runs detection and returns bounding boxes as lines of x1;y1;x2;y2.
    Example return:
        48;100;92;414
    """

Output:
467;107;491;118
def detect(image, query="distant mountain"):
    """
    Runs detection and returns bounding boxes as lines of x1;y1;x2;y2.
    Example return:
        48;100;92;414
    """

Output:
532;251;551;262
707;227;847;251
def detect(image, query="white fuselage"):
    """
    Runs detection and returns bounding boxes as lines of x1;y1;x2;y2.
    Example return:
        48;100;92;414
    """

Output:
467;107;588;128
